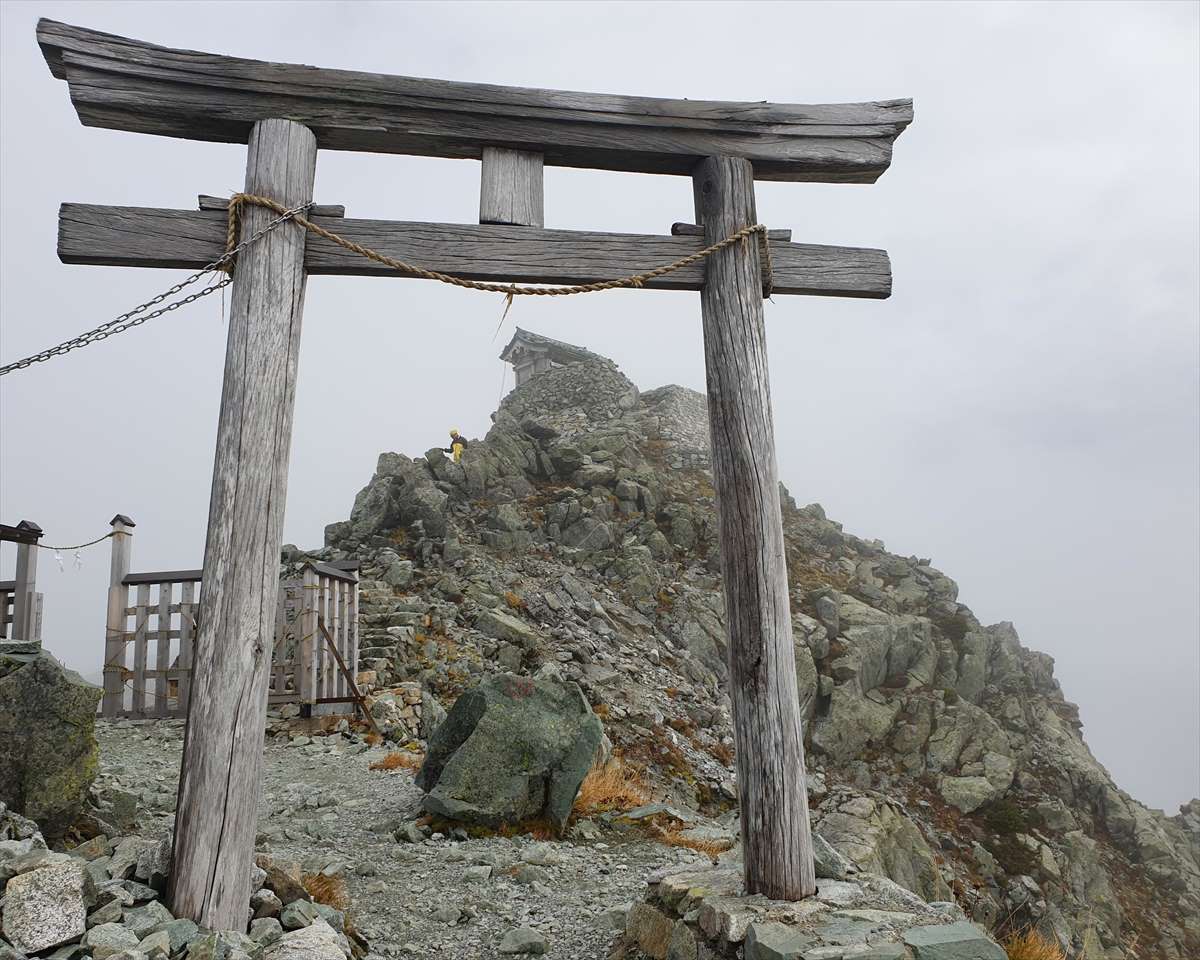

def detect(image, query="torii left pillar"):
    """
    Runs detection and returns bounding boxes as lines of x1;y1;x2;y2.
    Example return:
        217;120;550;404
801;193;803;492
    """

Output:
169;118;316;931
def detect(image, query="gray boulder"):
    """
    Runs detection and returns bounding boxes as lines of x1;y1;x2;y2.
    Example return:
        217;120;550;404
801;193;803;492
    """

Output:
82;922;140;960
497;927;549;955
415;673;603;831
1;860;94;953
903;921;1006;959
938;776;996;814
0;650;102;837
259;920;349;960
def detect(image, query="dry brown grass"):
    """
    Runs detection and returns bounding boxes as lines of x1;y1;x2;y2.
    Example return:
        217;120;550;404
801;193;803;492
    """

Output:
363;731;383;748
649;822;733;858
496;819;559;841
708;740;735;766
573;756;650;817
368;750;424;772
504;591;526;611
1002;928;1066;960
592;702;610;720
302;872;351;912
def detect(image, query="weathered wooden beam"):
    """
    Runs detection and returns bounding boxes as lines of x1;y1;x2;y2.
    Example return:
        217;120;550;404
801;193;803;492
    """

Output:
673;222;791;242
694;155;817;901
57;204;892;299
198;195;344;218
168;118;316;932
36;19;911;183
480;148;544;227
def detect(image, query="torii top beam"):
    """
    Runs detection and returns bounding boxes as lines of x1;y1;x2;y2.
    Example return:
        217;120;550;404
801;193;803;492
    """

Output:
37;19;911;184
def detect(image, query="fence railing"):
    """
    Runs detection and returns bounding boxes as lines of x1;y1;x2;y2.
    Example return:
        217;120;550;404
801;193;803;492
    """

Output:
101;515;359;718
0;520;45;644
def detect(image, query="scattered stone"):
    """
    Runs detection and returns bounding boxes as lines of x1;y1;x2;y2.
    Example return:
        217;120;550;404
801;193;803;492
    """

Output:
124;899;173;938
135;930;171;960
252;887;284;918
82;922;140;960
745;921;814;960
903;921;1007;959
249;917;285;945
1;860;94;953
256;855;310;905
497;927;549;955
72;835;113;861
259;920;349;960
431;903;463;924
186;930;257;960
938;776;996;814
147;918;199;954
627;902;675;959
281;898;323;930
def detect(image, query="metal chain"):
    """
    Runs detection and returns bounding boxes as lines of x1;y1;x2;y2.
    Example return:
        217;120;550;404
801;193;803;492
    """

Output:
0;200;313;377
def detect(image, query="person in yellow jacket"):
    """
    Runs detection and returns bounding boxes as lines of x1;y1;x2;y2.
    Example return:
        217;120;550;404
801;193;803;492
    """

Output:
445;428;468;463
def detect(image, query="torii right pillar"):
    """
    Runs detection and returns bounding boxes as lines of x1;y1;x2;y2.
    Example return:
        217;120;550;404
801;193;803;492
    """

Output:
694;155;817;900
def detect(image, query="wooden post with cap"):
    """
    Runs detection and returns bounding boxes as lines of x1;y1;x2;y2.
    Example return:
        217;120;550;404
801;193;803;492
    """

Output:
103;514;135;716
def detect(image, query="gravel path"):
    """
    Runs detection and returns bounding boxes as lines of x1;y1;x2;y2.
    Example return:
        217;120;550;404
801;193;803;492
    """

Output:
96;719;705;959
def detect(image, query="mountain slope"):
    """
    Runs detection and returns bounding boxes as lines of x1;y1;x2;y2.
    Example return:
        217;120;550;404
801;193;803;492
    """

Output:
309;352;1198;960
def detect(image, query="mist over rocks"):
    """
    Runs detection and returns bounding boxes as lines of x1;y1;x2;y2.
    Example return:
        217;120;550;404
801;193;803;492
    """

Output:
2;340;1195;959
314;343;1197;958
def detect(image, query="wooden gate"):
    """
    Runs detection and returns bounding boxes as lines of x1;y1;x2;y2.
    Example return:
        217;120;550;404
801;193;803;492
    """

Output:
101;515;359;718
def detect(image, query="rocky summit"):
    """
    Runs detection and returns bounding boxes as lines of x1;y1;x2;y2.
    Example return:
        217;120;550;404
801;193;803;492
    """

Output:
1;338;1197;960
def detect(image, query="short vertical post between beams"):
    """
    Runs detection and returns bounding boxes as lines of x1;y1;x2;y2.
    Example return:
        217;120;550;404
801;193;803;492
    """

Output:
480;146;545;227
168;118;317;931
692;155;817;901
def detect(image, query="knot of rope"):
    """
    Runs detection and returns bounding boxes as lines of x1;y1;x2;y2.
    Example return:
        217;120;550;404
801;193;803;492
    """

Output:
223;193;775;299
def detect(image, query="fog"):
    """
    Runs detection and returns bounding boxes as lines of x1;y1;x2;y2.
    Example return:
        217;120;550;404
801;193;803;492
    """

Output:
1;1;1196;812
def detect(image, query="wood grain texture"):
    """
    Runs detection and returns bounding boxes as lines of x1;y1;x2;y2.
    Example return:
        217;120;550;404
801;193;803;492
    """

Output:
57;205;892;299
693;156;817;901
673;222;791;242
37;19;911;183
155;583;171;717
11;542;38;644
133;583;150;716
178;579;195;713
198;195;344;218
480;148;544;226
168;119;316;932
103;517;134;717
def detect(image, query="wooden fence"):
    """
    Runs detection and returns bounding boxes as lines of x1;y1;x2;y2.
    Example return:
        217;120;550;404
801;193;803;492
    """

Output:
101;515;359;718
0;520;45;644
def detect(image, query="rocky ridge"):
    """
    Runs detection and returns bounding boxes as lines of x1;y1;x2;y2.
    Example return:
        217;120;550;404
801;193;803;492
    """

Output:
310;350;1198;959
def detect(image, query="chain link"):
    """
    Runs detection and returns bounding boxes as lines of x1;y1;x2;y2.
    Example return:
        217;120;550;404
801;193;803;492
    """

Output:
0;200;313;377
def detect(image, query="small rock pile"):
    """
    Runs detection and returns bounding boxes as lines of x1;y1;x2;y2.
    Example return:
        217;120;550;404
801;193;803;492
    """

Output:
0;803;359;960
624;860;1006;960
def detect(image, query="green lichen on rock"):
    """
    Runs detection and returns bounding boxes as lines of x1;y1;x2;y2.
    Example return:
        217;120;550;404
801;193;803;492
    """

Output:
0;648;102;838
415;672;602;832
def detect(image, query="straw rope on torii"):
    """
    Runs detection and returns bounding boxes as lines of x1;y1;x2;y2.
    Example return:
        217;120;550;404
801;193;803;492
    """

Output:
224;192;777;299
33;16;912;931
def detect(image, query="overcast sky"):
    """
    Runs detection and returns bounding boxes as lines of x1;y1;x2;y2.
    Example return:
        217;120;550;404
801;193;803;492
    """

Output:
1;1;1196;812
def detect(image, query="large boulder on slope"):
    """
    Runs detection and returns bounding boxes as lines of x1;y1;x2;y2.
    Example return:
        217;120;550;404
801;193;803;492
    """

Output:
0;648;101;838
415;673;603;831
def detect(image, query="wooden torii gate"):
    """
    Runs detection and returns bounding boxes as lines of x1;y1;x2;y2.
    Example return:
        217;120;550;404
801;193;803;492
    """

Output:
36;19;911;930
